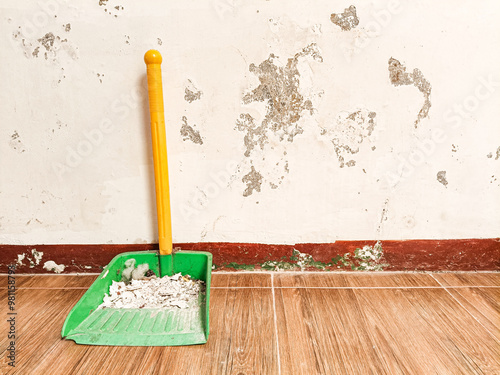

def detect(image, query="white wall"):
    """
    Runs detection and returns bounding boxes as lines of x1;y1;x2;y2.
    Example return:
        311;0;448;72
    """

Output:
1;0;499;245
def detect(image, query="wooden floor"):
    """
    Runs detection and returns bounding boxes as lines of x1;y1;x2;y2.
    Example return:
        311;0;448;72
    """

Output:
0;272;498;374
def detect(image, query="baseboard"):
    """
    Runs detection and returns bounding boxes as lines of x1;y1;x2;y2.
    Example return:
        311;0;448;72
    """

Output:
1;239;498;273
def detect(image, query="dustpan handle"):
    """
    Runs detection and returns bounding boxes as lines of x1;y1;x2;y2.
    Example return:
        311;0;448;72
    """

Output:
144;50;172;256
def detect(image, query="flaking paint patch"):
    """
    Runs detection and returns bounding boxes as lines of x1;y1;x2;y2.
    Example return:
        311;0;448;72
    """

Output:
321;109;376;168
31;249;43;267
241;43;322;144
228;243;388;271
242;166;263;197
330;5;359;31
388;57;432;127
235;113;267;157
43;260;65;273
180;116;203;145
98;0;123;16
15;249;43;268
184;80;202;103
237;43;322;193
16;254;25;266
437;171;448;187
9;131;26;153
12;29;78;61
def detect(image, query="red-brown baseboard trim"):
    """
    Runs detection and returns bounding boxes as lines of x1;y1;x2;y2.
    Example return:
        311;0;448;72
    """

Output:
0;239;498;273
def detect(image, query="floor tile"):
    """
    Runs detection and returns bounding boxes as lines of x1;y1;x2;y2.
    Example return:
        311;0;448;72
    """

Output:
1;273;499;374
0;274;98;289
211;272;271;288
0;289;86;374
442;287;500;340
433;272;500;287
3;287;278;375
275;287;500;374
274;272;439;288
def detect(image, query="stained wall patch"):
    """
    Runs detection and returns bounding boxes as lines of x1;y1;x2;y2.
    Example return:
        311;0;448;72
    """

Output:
330;5;359;31
388;57;432;127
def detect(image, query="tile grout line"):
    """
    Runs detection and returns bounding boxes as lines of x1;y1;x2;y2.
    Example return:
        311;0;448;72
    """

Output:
210;286;499;290
1;271;499;276
2;285;499;291
271;274;281;375
4;287;91;290
430;274;500;343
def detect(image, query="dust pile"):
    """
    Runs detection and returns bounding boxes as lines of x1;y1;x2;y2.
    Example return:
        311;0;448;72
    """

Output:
98;273;205;310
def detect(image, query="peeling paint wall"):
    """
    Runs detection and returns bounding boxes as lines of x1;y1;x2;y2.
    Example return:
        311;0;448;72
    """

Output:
1;1;499;246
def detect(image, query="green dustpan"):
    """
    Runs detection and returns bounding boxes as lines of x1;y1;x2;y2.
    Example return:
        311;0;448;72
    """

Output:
62;50;212;346
61;251;211;346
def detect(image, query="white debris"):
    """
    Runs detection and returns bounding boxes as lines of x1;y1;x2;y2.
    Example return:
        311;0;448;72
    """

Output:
31;249;44;267
121;258;136;283
121;259;150;283
43;260;65;273
98;273;205;310
17;254;25;266
357;241;384;261
131;263;150;281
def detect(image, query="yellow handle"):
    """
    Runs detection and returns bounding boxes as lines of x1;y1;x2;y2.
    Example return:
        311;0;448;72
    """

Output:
144;50;172;255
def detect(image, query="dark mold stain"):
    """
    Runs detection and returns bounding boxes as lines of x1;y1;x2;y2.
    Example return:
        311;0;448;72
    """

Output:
496;146;500;160
157;38;163;46
184;80;202;103
242;166;263;197
388;57;432;128
437;171;448;187
180;116;203;145
330;5;359;31
64;23;71;32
